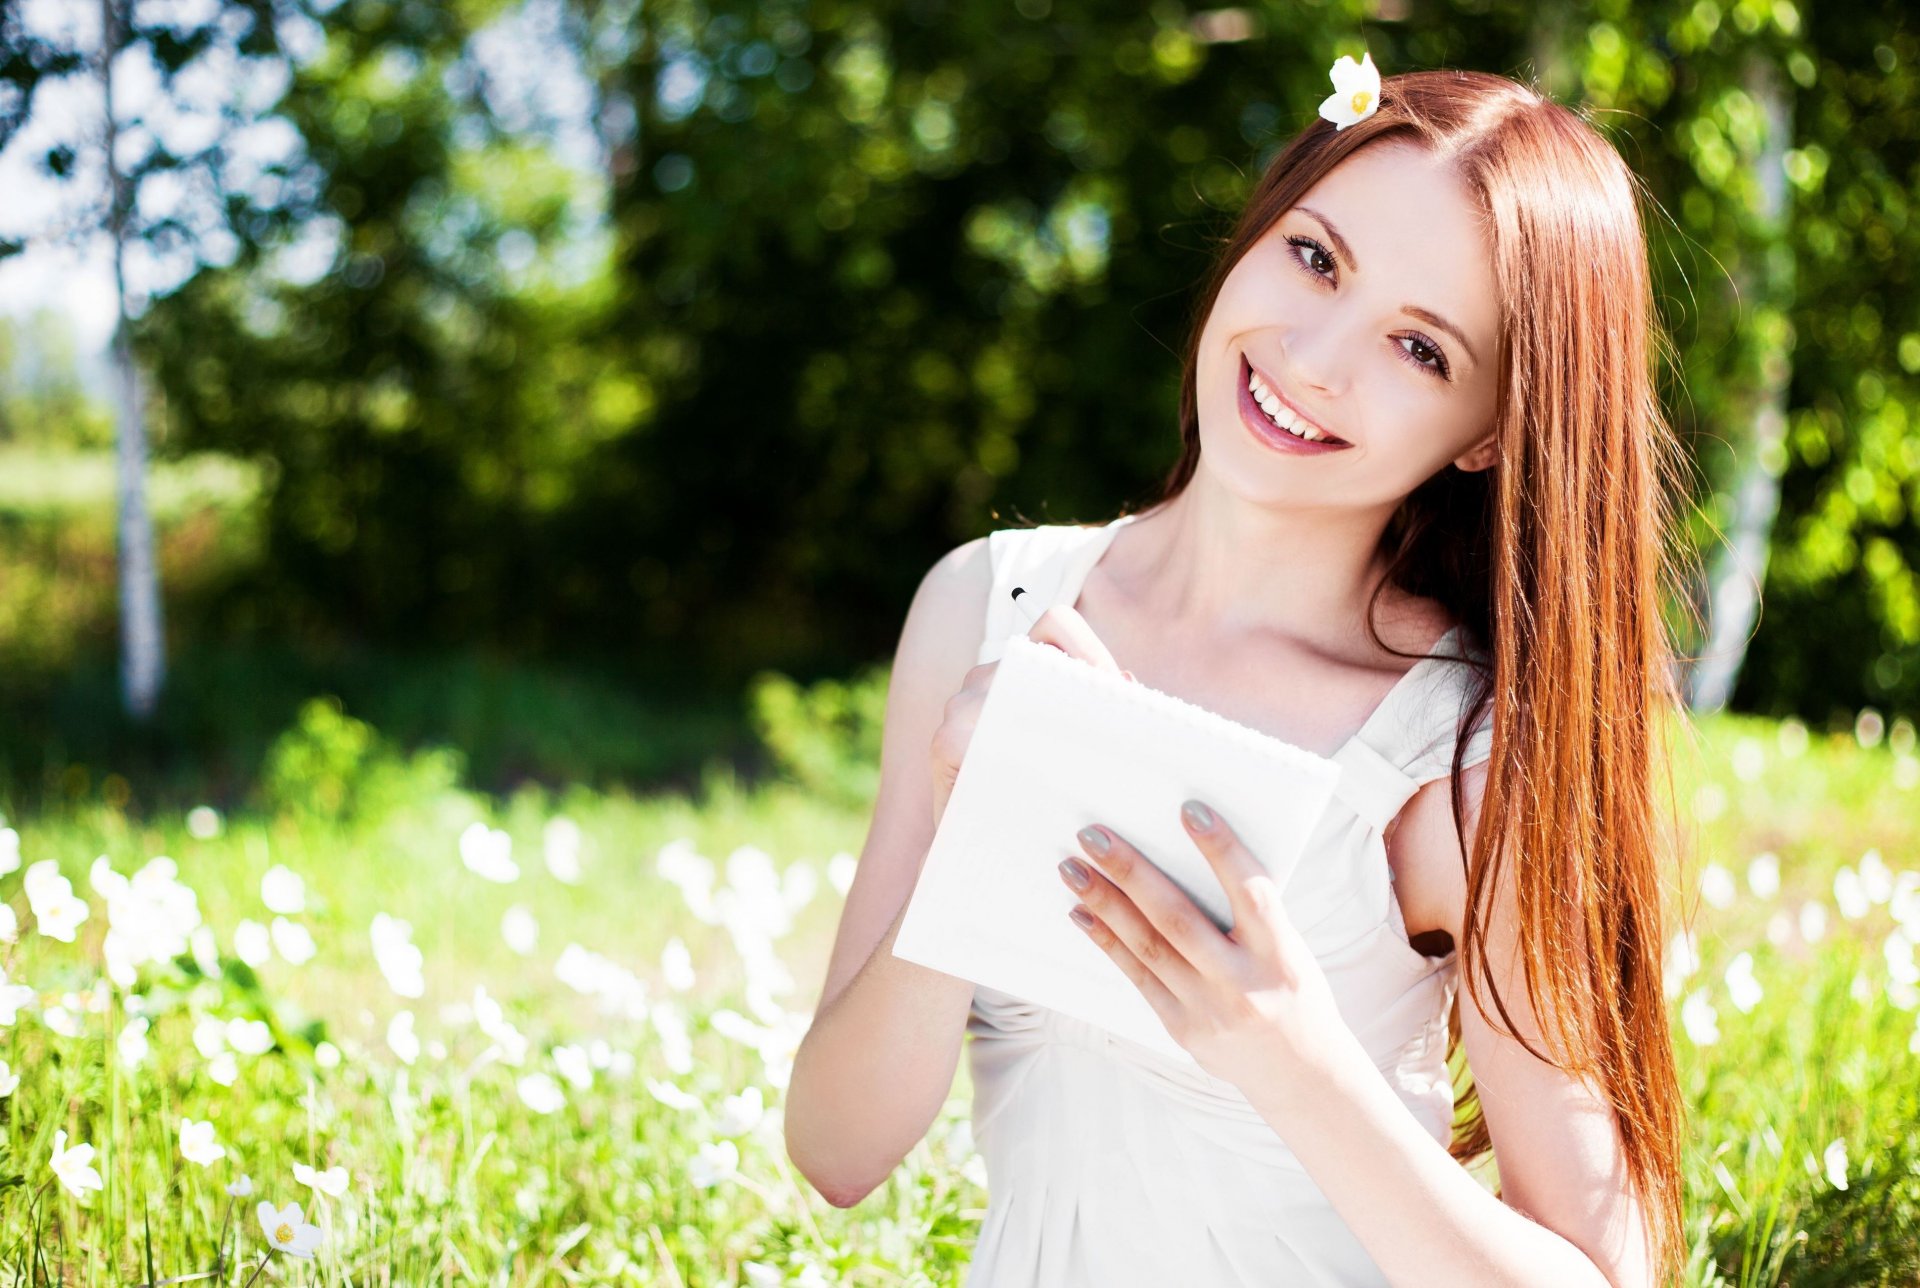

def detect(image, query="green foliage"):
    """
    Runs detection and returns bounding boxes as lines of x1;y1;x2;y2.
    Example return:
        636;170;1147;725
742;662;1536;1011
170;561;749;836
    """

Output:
746;664;889;808
256;694;463;822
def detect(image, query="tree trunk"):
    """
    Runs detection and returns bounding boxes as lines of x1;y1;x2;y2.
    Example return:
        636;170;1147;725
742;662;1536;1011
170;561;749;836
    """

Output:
102;0;165;720
1686;51;1795;714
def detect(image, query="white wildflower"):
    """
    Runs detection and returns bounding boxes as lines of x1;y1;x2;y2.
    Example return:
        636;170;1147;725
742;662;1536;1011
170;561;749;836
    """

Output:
717;1086;764;1136
1823;1138;1849;1190
459;822;519;883
1317;51;1381;130
261;864;306;914
1680;989;1720;1045
233;919;272;968
226;1018;275;1056
25;860;88;942
1699;863;1736;911
501;904;539;955
185;805;223;839
661;937;696;992
1835;867;1871;920
688;1139;739;1188
552;1043;593;1091
1746;852;1780;900
827;852;857;896
179;1118;226;1166
1724;952;1763;1013
1800;900;1829;944
387;1011;420;1065
543;816;583;883
371;913;426;998
51;1130;104;1201
293;1161;349;1198
256;1200;323;1257
517;1072;566;1114
270;917;316;965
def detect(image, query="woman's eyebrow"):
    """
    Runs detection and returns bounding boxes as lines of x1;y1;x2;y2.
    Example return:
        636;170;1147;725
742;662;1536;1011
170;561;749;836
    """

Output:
1295;205;1480;368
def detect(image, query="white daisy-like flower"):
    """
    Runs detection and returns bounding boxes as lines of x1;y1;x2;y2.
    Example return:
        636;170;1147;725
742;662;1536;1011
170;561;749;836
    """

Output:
293;1161;349;1197
517;1072;567;1114
226;1018;275;1056
717;1085;765;1137
826;852;857;896
1823;1137;1849;1190
0;1059;18;1096
552;1043;593;1090
387;1010;421;1065
25;860;89;942
179;1117;227;1166
688;1139;740;1188
256;1200;323;1257
233;919;273;968
1724;951;1763;1013
544;816;583;883
661;937;696;992
459;822;519;883
1746;852;1780;900
646;1079;700;1114
1799;900;1829;944
50;1130;104;1201
270;917;316;966
260;864;306;914
227;1174;254;1197
1318;51;1381;131
501;905;539;956
207;1051;239;1086
1699;863;1737;910
0;904;16;944
370;913;426;998
117;1016;150;1068
1680;989;1720;1045
0;967;32;1025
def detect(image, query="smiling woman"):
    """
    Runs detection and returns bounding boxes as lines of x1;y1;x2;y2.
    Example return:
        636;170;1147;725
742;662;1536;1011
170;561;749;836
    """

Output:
788;58;1690;1288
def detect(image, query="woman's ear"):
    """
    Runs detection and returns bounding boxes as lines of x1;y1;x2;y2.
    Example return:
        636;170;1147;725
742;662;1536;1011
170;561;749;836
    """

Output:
1452;431;1499;474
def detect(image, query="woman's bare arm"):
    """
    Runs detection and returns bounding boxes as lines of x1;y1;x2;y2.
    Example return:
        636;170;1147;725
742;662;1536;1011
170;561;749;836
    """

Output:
784;536;993;1208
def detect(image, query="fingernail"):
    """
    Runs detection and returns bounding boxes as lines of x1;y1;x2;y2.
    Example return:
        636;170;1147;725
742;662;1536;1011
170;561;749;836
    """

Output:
1182;800;1215;832
1069;906;1096;931
1077;826;1110;855
1059;857;1092;891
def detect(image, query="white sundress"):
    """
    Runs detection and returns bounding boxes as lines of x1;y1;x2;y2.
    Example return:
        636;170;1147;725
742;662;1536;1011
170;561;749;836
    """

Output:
962;512;1496;1288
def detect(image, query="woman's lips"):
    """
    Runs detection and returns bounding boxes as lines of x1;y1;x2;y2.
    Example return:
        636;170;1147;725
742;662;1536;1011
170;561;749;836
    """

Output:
1238;356;1351;455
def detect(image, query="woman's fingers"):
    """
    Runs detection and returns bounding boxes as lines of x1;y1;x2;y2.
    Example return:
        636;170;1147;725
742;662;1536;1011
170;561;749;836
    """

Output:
1027;604;1124;675
1061;828;1227;995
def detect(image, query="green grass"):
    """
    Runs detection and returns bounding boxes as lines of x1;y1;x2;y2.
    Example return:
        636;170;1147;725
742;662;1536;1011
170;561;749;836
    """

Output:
2;694;1919;1284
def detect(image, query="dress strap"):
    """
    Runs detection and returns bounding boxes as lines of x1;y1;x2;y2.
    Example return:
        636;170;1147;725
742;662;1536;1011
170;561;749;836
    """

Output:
1330;627;1496;829
977;519;1129;666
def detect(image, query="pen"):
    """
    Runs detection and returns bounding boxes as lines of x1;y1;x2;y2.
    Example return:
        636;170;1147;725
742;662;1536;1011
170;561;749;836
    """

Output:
1010;586;1041;632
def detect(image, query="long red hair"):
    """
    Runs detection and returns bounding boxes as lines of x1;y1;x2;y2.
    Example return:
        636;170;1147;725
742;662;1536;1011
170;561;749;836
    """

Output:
1140;69;1691;1279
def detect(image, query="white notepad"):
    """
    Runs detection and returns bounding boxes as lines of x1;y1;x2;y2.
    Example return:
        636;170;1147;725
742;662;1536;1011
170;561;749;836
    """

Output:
892;632;1344;1065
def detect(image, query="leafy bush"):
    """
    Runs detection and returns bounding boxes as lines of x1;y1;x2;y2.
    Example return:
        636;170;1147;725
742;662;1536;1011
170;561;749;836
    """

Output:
745;665;889;809
256;695;462;822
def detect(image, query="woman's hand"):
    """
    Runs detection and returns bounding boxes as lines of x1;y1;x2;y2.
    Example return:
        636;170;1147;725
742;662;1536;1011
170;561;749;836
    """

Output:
1057;799;1356;1108
929;605;1133;828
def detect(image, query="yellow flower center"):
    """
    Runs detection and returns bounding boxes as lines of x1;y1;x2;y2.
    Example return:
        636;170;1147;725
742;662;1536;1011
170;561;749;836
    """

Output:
276;1223;294;1244
1350;90;1373;114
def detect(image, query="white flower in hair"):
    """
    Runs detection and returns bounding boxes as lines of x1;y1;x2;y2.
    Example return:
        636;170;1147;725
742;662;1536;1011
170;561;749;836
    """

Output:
1318;51;1382;130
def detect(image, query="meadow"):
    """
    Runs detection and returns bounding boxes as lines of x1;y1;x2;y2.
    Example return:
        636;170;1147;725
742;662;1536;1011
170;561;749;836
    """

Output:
3;681;1920;1285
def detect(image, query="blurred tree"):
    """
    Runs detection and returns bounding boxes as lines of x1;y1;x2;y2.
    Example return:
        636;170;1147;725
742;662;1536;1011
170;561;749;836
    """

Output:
0;0;302;718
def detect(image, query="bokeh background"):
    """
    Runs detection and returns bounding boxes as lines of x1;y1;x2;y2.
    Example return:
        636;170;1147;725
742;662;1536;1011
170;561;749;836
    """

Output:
2;0;1919;1285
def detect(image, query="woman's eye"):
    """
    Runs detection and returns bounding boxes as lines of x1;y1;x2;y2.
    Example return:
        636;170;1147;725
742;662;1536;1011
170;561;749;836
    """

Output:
1285;235;1335;279
1401;335;1450;378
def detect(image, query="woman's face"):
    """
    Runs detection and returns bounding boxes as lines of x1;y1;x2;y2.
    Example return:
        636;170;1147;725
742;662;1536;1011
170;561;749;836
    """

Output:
1194;140;1502;510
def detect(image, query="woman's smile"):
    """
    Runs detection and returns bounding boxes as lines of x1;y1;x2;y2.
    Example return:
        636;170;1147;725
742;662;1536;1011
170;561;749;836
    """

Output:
1237;354;1353;455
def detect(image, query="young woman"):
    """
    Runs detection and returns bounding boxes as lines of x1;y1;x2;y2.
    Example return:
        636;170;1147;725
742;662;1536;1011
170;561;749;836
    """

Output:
787;60;1689;1288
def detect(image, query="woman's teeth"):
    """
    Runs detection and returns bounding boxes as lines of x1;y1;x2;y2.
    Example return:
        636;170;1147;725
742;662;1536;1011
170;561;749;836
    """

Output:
1247;368;1335;443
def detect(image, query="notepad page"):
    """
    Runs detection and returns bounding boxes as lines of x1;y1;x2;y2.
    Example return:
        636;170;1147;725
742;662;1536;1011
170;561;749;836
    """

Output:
892;633;1344;1064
